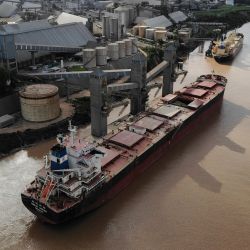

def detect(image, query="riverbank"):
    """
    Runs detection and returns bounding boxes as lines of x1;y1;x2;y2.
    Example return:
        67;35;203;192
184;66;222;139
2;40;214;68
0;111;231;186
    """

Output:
0;96;90;158
194;5;250;30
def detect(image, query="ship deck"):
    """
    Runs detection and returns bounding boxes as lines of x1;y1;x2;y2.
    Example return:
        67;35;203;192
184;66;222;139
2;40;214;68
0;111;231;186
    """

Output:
95;78;225;181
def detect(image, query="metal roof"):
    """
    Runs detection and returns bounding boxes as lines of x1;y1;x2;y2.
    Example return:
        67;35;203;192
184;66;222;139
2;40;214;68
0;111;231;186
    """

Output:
56;12;87;25
168;11;187;23
143;15;172;28
0;19;51;34
0;21;96;47
0;2;17;18
0;14;22;23
22;1;41;9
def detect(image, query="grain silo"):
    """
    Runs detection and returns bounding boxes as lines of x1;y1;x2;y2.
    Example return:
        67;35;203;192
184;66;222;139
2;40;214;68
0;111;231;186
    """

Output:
117;41;126;58
96;47;107;66
124;39;132;56
108;43;119;60
83;49;96;68
132;26;139;36
129;37;138;53
145;28;156;40
102;16;110;38
138;26;149;38
19;84;60;122
154;30;167;41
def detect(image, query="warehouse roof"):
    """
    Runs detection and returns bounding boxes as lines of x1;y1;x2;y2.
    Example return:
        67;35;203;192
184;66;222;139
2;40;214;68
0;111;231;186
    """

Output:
0;2;17;18
22;1;41;9
168;11;187;23
143;15;172;28
0;20;96;47
0;20;51;34
0;14;22;23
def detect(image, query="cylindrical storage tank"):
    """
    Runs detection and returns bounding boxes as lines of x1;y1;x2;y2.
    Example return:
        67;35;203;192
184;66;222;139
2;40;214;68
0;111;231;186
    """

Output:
108;43;119;60
128;6;135;25
19;84;60;122
154;30;167;41
96;47;107;66
138;26;148;38
130;37;138;53
110;17;119;41
145;28;156;40
117;41;125;58
102;16;110;38
114;7;129;28
124;39;132;56
132;26;139;36
83;49;96;68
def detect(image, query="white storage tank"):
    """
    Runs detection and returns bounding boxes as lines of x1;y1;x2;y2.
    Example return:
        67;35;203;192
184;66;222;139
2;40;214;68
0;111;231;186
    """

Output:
114;6;129;28
154;30;167;41
117;41;125;58
19;84;60;122
96;47;107;66
83;49;96;68
130;37;138;53
138;26;148;38
145;28;155;40
124;39;132;56
108;43;119;60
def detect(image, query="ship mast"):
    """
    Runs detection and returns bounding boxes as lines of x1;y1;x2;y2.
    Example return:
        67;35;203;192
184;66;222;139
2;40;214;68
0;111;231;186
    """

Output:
68;120;77;145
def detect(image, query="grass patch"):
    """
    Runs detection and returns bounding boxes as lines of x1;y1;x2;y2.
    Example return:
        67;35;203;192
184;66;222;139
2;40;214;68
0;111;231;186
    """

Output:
67;65;87;72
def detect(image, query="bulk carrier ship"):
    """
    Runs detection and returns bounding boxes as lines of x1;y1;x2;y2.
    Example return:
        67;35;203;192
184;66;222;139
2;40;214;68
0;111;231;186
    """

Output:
211;31;244;62
21;74;227;224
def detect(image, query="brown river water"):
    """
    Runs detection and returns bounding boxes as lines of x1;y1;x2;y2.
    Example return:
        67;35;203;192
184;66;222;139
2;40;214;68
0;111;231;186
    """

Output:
1;23;250;250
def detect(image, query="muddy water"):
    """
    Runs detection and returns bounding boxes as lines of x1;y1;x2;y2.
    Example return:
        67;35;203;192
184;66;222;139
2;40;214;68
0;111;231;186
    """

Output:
1;23;250;250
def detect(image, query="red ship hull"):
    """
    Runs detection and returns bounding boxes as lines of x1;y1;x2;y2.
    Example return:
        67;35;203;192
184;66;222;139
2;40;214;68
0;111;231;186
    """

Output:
22;90;224;224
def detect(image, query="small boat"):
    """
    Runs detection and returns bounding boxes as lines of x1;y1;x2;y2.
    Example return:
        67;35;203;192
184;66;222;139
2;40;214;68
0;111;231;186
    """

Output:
210;31;244;62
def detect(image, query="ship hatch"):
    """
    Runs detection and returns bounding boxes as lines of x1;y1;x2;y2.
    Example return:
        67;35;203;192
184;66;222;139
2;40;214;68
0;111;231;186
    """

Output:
187;99;204;110
97;146;121;167
153;105;181;119
197;81;217;89
180;88;208;97
108;130;144;148
133;116;163;131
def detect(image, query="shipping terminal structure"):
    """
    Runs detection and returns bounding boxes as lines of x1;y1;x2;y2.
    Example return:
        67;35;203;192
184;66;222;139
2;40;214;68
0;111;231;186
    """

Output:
21;46;227;224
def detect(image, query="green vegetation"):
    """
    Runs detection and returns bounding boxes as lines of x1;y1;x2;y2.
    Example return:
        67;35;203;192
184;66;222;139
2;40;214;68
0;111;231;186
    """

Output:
195;5;250;17
194;5;250;28
67;65;86;72
142;46;164;71
70;96;91;124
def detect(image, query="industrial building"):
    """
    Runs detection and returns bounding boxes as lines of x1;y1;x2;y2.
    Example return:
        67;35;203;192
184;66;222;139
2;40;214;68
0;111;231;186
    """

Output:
0;19;96;70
